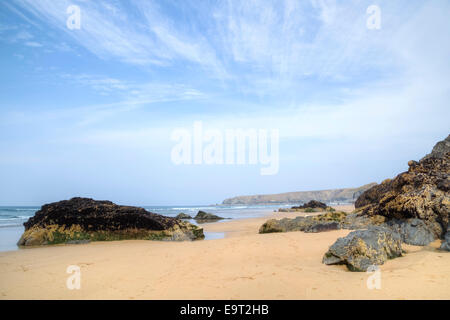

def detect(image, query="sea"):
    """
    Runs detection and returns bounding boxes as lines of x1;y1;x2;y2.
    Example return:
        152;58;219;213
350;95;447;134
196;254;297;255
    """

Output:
0;204;290;252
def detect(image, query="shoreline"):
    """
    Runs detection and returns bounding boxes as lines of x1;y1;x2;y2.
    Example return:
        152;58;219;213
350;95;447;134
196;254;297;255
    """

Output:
0;204;449;300
202;204;355;238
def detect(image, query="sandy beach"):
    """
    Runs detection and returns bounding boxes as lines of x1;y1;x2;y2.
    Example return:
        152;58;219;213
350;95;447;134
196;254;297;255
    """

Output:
0;205;449;300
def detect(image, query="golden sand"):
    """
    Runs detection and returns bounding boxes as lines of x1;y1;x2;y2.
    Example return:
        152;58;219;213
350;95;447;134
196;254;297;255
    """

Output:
0;205;449;300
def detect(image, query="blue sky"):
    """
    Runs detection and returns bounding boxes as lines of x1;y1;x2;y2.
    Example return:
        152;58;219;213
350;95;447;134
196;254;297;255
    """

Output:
0;0;449;206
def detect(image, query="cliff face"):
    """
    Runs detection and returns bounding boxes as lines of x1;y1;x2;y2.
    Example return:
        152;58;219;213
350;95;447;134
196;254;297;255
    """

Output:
355;135;450;238
222;183;377;205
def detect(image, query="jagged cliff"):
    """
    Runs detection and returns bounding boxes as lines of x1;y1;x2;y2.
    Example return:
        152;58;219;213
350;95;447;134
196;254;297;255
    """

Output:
355;134;450;238
222;183;377;205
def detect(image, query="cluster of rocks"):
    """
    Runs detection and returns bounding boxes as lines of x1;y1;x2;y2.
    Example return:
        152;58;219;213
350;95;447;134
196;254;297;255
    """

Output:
175;211;227;223
292;200;328;210
18;198;205;246
325;135;450;270
260;135;450;271
354;135;449;247
260;211;347;234
260;211;385;234
278;200;332;212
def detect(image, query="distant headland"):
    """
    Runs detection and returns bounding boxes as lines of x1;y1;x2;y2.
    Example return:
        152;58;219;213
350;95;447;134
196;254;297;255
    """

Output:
222;183;377;205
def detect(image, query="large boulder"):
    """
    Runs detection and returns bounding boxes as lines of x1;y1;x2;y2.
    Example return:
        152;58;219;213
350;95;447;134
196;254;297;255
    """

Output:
323;226;403;271
355;135;450;240
18;198;204;246
176;213;193;220
194;211;225;221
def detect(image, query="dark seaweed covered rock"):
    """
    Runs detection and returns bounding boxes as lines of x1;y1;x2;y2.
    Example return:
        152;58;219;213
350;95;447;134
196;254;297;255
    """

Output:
176;213;193;219
292;200;327;210
355;135;450;240
18;198;204;246
323;226;403;271
194;210;225;221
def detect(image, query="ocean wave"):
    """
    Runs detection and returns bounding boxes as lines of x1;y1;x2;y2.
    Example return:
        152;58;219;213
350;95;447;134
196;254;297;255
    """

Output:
0;223;24;228
0;208;38;212
0;216;32;220
171;207;217;210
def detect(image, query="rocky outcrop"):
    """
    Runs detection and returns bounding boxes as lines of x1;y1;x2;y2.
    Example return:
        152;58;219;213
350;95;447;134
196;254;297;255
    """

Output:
18;198;204;246
322;226;403;271
259;210;388;234
223;183;377;205
259;211;347;234
176;213;193;219
355;135;450;240
194;211;226;221
320;136;449;272
292;200;327;210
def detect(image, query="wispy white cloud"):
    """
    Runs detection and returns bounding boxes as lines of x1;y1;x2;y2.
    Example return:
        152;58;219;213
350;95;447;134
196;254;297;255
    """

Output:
9;0;227;78
212;0;397;87
11;30;33;41
60;73;206;101
6;0;434;92
3;0;450;141
1;72;207;127
24;41;43;47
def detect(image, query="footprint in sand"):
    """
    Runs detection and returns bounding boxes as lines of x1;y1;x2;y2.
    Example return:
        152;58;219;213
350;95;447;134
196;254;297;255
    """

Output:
77;262;94;268
20;265;29;272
